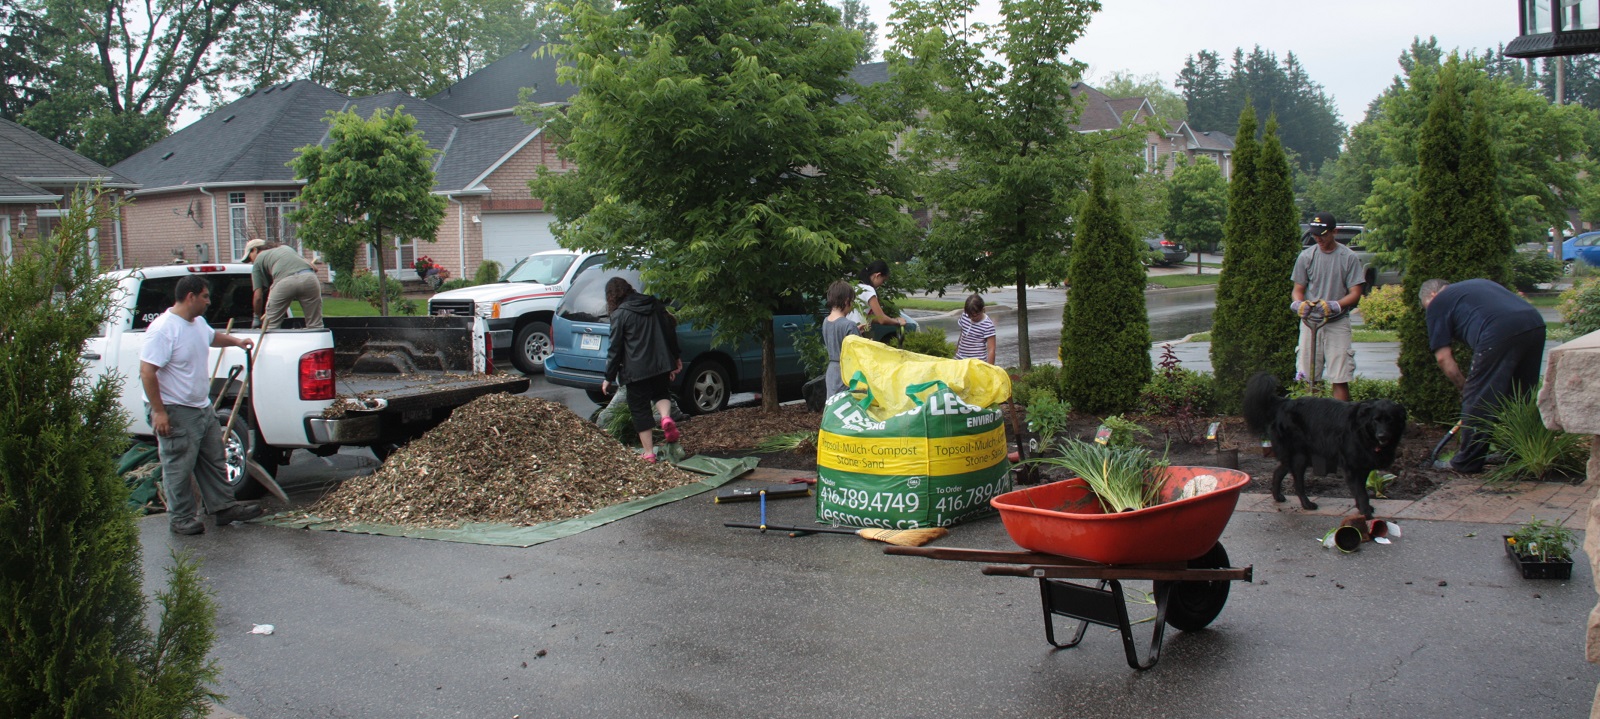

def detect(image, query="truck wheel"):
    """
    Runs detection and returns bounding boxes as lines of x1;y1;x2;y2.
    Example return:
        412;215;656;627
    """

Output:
1564;260;1575;276
1363;267;1377;295
586;389;610;405
218;413;266;500
511;321;554;375
370;442;404;462
682;359;731;415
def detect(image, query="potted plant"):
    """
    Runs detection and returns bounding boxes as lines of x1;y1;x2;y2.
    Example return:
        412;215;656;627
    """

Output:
413;255;435;280
1504;518;1576;580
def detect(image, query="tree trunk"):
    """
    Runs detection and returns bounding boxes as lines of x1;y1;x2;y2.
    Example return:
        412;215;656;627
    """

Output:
1015;267;1031;369
374;223;388;317
761;328;779;412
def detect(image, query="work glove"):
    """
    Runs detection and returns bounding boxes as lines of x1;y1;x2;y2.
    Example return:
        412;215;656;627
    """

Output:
1290;299;1307;315
1326;300;1342;316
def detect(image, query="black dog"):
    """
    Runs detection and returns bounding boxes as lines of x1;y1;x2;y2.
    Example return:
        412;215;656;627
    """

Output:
1242;373;1407;518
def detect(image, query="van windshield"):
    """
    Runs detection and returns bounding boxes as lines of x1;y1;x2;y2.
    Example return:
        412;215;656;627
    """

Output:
503;253;577;284
557;265;643;323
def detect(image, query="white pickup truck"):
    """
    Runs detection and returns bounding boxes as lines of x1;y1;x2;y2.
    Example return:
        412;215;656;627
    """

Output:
84;263;531;499
427;249;608;374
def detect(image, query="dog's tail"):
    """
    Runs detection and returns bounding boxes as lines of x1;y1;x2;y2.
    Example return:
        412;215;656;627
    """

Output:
1242;372;1283;437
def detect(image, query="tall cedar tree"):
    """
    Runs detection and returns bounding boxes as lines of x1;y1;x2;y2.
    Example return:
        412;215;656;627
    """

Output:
290;107;447;316
530;0;914;410
1398;64;1514;423
1060;159;1149;414
0;190;222;718
1209;109;1299;412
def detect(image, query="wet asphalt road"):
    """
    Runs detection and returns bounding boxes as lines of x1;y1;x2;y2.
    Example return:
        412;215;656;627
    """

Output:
143;483;1596;718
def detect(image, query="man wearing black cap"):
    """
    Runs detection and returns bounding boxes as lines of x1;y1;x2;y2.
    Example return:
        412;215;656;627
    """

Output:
1290;212;1366;401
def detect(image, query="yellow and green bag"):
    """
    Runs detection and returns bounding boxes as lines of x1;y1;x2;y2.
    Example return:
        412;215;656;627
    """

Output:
816;338;1012;528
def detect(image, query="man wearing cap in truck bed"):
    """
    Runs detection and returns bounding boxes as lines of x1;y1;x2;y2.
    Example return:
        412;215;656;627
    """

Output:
1290;212;1366;401
245;238;323;329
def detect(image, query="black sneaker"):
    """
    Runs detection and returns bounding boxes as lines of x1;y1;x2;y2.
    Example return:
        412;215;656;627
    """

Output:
214;503;263;525
170;520;204;535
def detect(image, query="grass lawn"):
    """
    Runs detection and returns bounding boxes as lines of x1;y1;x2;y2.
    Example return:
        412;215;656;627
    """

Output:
1185;328;1397;342
1148;273;1221;288
897;298;967;311
1525;293;1564;308
319;297;379;317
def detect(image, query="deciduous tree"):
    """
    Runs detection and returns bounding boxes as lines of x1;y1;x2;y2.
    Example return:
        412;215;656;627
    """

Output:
888;0;1147;369
1164;154;1227;254
290;107;447;316
529;0;914;410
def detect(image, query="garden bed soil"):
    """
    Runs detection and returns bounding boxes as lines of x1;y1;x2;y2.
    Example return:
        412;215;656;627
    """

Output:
677;404;1526;503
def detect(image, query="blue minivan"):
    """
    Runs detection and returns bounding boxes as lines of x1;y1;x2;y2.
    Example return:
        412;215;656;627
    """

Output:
543;259;914;413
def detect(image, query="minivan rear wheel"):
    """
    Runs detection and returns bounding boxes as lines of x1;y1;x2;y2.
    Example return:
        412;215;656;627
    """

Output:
682;359;731;415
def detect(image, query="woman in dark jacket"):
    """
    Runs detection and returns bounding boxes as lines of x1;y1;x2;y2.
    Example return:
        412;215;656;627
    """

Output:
601;277;683;461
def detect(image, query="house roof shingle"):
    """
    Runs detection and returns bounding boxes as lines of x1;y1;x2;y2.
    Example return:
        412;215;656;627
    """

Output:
427;44;575;117
0;117;134;200
114;81;539;195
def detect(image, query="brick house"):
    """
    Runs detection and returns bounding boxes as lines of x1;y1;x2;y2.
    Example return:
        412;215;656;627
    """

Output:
0;118;139;268
111;45;577;281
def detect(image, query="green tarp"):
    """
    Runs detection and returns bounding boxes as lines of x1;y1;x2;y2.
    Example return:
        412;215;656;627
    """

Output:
261;454;759;547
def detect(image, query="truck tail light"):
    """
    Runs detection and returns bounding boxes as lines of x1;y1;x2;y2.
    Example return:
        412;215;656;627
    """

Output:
484;333;494;374
299;348;335;400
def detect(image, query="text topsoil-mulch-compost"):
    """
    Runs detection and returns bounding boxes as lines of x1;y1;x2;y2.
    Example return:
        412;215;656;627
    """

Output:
309;394;699;528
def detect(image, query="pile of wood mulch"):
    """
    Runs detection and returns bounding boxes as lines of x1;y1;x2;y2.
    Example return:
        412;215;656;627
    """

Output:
679;404;821;453
308;393;700;528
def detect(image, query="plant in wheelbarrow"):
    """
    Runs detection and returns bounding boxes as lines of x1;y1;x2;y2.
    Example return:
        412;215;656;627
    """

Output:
1029;440;1170;513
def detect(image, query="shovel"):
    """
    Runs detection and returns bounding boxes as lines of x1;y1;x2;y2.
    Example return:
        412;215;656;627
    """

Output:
1422;421;1464;469
1298;300;1331;391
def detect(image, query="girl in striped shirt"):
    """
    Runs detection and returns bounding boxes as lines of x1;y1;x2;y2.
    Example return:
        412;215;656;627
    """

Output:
955;294;996;364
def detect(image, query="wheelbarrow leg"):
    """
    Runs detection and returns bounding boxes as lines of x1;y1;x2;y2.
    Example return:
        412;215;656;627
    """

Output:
1036;578;1175;670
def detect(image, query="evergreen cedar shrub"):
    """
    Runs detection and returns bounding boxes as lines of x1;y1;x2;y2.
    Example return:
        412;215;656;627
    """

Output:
1010;364;1063;407
0;190;222;717
1208;108;1299;413
1357;284;1407;331
1398;63;1514;423
1560;278;1600;336
1060;159;1151;414
474;259;504;286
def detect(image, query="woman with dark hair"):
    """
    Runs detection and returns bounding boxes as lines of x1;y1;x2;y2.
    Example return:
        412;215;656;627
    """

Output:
601;276;683;462
845;260;907;333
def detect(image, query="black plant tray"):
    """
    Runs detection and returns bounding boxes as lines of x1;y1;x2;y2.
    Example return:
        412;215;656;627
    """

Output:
1504;536;1575;580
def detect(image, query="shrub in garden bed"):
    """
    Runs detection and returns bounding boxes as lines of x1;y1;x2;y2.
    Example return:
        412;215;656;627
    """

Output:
1560;278;1600;337
1356;284;1406;331
900;326;954;358
1482;390;1588;484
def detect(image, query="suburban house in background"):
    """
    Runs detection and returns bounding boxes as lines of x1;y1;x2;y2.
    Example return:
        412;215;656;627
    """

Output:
108;46;1235;282
110;44;577;283
0;118;138;268
1066;82;1235;178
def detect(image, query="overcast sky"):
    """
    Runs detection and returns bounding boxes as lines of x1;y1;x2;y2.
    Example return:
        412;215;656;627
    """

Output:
861;0;1527;128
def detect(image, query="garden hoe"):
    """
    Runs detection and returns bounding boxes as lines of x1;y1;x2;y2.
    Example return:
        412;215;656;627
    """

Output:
722;489;947;547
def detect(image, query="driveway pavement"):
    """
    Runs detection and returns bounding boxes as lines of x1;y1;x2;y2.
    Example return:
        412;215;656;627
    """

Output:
160;462;1597;719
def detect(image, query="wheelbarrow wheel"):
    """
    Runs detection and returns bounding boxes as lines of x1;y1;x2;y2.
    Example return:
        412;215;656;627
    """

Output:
1156;542;1231;631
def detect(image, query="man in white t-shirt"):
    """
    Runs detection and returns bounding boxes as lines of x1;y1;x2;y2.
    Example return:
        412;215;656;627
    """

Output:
139;275;262;535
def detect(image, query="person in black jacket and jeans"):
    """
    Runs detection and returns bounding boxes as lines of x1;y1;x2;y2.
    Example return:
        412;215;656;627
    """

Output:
601;277;683;462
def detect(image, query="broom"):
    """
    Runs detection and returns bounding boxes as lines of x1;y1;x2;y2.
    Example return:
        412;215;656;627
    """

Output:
724;521;948;547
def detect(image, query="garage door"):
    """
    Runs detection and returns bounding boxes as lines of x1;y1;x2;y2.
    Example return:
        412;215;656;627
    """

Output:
481;213;559;273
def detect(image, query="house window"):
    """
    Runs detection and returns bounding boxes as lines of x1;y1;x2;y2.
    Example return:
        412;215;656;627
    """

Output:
1145;144;1158;172
34;208;59;240
366;236;418;279
263;191;299;251
1;216;10;262
229;192;249;260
